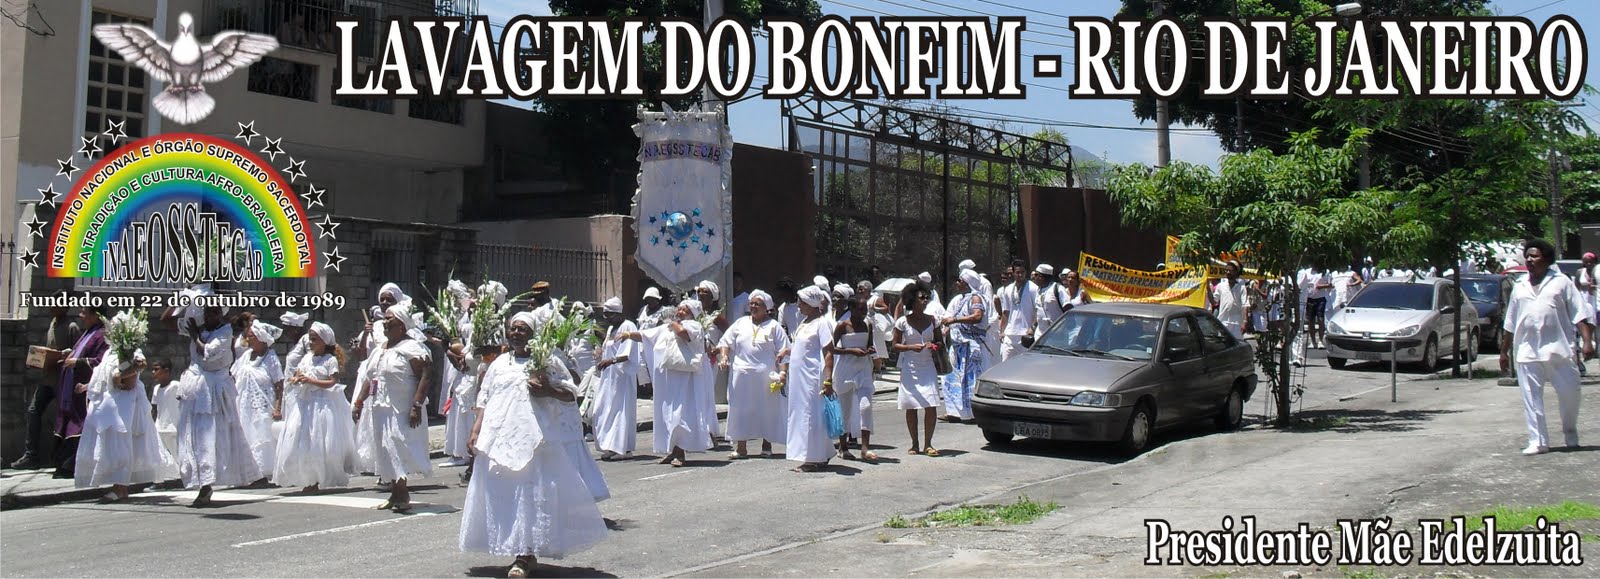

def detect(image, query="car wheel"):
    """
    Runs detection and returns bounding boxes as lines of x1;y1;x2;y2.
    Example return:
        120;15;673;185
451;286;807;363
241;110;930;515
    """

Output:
1460;330;1479;362
1327;357;1346;370
983;430;1014;445
1416;335;1438;371
1118;403;1154;456
1214;385;1244;430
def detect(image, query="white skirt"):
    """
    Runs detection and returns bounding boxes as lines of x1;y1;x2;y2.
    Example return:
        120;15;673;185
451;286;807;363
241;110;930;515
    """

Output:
358;405;433;481
175;371;261;488
590;369;637;455
557;402;609;501
76;386;170;488
443;388;478;459
274;385;358;488
896;352;940;410
725;366;787;443
234;379;279;478
458;451;609;558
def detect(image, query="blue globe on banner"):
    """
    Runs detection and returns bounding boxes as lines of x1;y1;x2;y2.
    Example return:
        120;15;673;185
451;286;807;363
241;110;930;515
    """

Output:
665;211;693;240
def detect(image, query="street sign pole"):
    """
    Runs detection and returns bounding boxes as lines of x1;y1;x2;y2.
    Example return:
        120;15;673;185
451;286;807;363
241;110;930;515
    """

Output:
1390;339;1398;403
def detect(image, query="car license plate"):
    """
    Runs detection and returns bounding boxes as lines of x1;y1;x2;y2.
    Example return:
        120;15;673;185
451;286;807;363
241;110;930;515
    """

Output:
1354;351;1384;361
1013;422;1052;438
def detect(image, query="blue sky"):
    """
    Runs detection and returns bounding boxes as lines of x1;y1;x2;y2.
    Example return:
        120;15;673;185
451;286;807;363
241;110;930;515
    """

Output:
479;0;1599;169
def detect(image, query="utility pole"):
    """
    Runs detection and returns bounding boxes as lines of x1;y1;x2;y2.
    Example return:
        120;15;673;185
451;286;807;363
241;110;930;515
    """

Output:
1232;0;1244;147
1551;149;1565;257
1154;0;1171;167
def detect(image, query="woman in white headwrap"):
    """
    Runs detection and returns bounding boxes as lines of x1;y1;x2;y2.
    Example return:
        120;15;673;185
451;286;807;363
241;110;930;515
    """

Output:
783;285;837;472
171;302;260;506
941;270;989;422
352;303;434;511
75;311;168;502
592;297;639;460
617;300;711;467
828;294;878;461
459;311;608;578
232;321;284;484
275;322;357;492
696;280;727;446
280;311;311;373
716;290;791;459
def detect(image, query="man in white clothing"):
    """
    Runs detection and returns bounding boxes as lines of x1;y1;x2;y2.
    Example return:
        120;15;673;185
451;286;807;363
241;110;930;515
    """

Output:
727;272;750;324
1211;261;1248;339
1031;263;1068;339
1500;239;1594;455
996;259;1037;362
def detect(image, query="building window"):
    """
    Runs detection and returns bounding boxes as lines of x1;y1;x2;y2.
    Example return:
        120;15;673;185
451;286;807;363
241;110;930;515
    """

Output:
409;98;463;124
332;67;394;114
249;56;317;102
87;11;150;156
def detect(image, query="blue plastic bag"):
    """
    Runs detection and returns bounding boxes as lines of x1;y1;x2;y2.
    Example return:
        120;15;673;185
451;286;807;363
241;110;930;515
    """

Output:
822;394;845;439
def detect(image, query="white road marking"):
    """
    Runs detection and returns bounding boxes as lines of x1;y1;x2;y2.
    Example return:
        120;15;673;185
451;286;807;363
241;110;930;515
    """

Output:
638;470;694;481
136;490;275;503
273;494;389;509
231;512;441;547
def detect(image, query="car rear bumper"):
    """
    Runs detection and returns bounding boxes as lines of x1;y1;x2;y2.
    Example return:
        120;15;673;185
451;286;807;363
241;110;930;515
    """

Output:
1326;335;1425;362
971;399;1133;442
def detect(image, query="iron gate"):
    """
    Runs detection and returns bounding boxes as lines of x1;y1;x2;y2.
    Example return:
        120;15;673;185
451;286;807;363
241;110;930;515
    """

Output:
782;96;1074;293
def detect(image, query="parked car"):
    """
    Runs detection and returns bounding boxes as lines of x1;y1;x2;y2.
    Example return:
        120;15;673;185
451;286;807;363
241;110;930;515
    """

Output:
1324;278;1479;371
1457;274;1508;351
971;303;1257;456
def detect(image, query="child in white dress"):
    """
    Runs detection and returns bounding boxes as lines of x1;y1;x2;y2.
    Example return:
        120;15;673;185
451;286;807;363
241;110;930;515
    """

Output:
274;322;358;491
232;322;284;485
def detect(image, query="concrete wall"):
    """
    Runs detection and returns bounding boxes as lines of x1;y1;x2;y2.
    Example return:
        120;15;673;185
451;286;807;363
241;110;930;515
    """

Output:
1020;185;1166;274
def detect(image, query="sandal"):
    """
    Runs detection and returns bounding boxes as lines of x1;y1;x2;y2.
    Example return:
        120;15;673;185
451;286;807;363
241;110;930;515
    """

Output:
925;448;941;457
861;451;879;462
791;463;820;473
728;452;747;460
390;502;413;513
191;488;213;508
670;458;684;468
508;557;533;578
100;491;124;503
657;456;674;465
908;447;922;455
839;451;857;461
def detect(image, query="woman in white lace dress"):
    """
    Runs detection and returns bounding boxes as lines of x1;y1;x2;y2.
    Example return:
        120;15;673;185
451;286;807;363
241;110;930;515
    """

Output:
352;304;434;512
274;322;357;492
232;321;284;485
171;303;260;507
459;311;609;578
75;327;168;502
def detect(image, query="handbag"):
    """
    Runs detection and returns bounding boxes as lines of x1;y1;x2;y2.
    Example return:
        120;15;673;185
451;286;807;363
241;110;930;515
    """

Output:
931;329;954;375
822;394;845;439
659;335;703;372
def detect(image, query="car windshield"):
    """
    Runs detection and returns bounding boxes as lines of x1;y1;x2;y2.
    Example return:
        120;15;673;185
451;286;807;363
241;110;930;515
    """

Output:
1460;280;1500;303
1347;283;1433;310
1035;311;1160;361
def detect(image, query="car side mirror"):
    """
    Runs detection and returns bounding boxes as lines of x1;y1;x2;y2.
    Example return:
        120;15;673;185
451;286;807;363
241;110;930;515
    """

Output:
1440;305;1456;314
1163;346;1191;362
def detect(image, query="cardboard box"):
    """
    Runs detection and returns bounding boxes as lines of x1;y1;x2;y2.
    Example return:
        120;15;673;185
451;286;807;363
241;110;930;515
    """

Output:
26;346;63;371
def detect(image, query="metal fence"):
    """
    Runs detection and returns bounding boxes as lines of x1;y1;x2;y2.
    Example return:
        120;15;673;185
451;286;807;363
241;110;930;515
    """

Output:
202;0;480;56
478;244;614;305
0;240;25;319
370;230;424;303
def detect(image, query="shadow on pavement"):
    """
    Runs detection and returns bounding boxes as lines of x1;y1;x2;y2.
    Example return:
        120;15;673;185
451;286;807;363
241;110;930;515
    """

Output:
1278;407;1462;434
466;564;618;578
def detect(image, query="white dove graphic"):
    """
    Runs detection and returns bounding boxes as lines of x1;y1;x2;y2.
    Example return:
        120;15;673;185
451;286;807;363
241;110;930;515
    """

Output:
92;12;278;125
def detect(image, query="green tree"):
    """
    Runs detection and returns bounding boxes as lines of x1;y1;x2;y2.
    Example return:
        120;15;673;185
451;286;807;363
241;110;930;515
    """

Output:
1106;129;1410;425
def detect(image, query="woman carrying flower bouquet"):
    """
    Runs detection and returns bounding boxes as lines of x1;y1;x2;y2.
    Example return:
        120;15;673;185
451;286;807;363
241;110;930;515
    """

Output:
274;322;358;492
352;304;434;512
459;311;608;578
75;309;168;502
716;290;791;459
893;285;942;456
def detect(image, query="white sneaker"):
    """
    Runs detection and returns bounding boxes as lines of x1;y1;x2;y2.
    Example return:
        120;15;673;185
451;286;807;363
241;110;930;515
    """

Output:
1522;444;1549;455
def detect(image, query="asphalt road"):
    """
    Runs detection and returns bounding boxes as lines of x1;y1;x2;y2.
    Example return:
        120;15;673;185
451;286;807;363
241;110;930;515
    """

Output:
0;352;1470;578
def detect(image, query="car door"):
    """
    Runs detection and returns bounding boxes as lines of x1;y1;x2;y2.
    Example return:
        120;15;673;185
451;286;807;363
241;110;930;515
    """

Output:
1157;314;1206;425
1193;311;1245;404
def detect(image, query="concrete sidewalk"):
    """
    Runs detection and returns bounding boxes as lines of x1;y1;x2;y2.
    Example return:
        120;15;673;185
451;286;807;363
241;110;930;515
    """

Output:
0;373;905;510
676;371;1600;578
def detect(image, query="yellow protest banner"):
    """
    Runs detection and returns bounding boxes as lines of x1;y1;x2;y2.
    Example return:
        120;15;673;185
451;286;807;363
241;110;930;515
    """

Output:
1077;252;1208;307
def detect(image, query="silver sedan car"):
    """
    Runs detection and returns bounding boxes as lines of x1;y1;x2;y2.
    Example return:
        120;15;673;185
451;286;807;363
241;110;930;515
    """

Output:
1324;278;1479;371
971;303;1258;455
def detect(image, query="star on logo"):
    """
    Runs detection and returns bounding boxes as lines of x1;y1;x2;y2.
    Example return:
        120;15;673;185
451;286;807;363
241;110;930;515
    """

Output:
16;248;39;269
283;158;307;182
260;137;284;162
679;241;689;249
102;118;127;144
706;228;716;237
25;214;48;238
37;183;60;209
315;214;340;240
673;256;681;265
649;216;657;224
691;234;700;244
695;221;704;230
323;246;347;272
56;158;79;178
300;184;325;209
661;211;671;220
692;208;701;217
77;136;102;158
701;244;711;254
236;121;259;145
650;236;660;245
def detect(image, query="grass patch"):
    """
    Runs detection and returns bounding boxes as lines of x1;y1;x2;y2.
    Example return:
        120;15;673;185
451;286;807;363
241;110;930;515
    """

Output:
1195;573;1230;579
1452;501;1600;532
882;496;1060;529
1287;415;1351;431
1340;567;1385;579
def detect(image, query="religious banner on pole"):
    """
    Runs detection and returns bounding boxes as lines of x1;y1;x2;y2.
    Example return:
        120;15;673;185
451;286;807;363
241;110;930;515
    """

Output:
631;103;734;293
1077;252;1208;308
